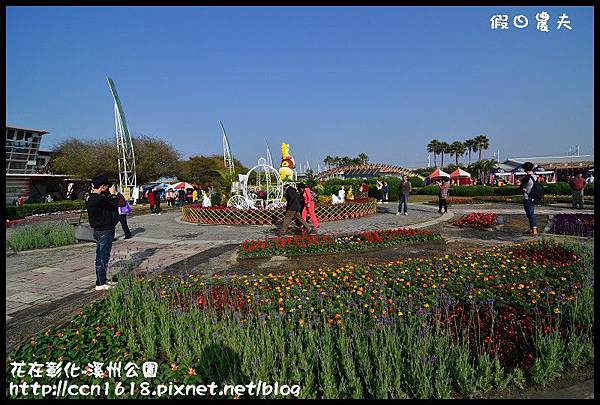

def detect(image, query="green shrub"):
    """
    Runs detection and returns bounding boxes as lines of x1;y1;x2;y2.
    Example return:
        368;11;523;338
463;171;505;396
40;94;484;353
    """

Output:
8;221;76;252
493;186;522;196
6;200;86;220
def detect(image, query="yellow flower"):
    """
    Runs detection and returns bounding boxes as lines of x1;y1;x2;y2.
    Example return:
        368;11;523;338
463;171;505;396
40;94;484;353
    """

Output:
298;319;305;327
553;307;561;314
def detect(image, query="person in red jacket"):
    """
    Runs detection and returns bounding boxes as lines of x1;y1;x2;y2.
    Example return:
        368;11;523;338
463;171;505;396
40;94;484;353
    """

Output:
299;183;319;230
147;188;156;214
569;173;587;209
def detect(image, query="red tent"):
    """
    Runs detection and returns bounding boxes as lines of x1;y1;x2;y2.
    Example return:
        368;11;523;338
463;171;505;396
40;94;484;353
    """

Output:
450;168;472;185
450;168;471;178
427;168;450;179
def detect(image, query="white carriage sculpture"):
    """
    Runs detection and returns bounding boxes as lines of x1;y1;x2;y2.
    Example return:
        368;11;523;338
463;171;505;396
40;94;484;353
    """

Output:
227;158;292;210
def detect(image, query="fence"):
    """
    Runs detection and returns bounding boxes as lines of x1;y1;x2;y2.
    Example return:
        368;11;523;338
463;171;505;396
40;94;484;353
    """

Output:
182;198;377;225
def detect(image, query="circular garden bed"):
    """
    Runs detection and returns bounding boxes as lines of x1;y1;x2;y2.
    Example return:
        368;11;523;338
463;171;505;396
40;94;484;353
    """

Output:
182;198;377;225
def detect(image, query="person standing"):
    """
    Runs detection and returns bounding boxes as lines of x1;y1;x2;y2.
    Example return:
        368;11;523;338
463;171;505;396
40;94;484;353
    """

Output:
148;187;156;215
86;175;119;291
569;173;586;209
376;180;383;203
521;162;539;236
132;186;139;205
438;179;449;214
192;188;199;203
383;181;389;203
16;196;24;206
153;188;162;215
278;183;314;235
166;188;174;207
300;183;319;229
114;184;133;239
396;175;412;216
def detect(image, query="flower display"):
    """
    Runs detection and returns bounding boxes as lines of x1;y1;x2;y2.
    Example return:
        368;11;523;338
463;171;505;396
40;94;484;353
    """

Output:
239;228;440;257
6;239;593;399
550;214;594;238
454;212;498;228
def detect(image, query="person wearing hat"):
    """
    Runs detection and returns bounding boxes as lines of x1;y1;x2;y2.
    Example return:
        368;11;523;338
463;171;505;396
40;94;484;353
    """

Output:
278;183;314;236
86;174;120;291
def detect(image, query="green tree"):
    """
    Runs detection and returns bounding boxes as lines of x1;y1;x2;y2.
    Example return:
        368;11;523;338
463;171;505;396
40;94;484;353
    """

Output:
304;169;318;188
427;139;440;167
464;138;476;165
450;141;466;166
439;141;451;168
473;135;490;162
49;135;181;184
178;154;247;193
133;135;182;184
357;153;369;165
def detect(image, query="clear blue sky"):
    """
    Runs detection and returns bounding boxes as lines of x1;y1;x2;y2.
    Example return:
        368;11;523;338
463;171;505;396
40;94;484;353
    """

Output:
6;6;594;169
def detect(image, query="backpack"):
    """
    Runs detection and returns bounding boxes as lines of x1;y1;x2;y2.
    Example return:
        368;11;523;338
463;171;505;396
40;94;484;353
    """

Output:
526;175;545;203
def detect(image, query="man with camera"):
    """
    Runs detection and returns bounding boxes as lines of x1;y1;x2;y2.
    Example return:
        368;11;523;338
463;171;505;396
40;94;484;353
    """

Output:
86;174;120;291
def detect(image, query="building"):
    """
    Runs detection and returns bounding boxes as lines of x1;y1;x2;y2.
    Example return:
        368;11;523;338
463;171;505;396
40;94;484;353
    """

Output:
6;126;49;174
315;163;417;181
5;125;90;204
499;155;594;182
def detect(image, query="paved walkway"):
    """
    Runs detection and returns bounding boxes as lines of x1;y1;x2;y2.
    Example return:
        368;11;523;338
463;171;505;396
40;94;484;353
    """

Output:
6;202;591;324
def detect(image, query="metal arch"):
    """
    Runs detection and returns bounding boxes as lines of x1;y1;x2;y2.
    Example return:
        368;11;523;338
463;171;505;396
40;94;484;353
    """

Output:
107;76;137;194
220;120;235;177
244;162;283;207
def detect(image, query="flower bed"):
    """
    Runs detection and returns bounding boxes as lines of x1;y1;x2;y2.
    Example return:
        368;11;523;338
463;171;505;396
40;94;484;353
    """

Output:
182;198;377;225
239;228;441;258
550;214;594;238
454;213;498;229
6;240;594;399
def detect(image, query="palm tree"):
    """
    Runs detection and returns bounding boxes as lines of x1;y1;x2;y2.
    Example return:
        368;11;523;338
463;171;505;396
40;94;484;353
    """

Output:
357;153;369;165
464;139;476;165
323;155;333;170
427;139;440;167
479;159;496;184
439;142;450;168
474;135;490;161
450;141;466;165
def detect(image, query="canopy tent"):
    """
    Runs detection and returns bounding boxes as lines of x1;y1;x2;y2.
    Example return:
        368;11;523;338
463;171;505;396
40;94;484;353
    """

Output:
450;168;471;178
534;166;554;175
154;182;170;190
427;168;450;179
168;182;194;190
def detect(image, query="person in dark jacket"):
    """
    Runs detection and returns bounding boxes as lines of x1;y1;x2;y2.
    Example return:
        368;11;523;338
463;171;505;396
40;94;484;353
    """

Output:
396;175;412;216
113;184;132;239
153;188;162;215
86;175;119;291
278;184;314;235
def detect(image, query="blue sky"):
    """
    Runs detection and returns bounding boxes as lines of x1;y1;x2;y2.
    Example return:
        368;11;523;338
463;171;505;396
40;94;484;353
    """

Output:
6;6;594;169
